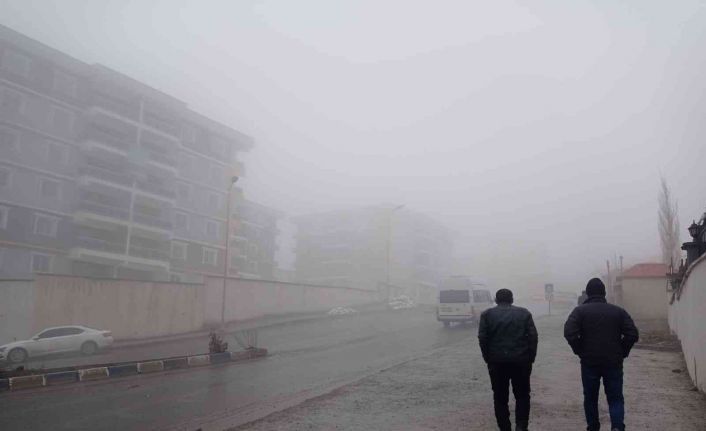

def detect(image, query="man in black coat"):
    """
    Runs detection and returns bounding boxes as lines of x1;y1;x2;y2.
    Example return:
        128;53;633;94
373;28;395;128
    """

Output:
478;289;538;431
564;278;639;431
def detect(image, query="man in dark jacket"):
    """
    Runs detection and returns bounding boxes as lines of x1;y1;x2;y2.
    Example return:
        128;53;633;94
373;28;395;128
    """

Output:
478;289;538;431
564;278;639;431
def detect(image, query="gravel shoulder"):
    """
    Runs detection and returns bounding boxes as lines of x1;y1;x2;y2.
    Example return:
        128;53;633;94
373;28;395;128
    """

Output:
233;311;706;430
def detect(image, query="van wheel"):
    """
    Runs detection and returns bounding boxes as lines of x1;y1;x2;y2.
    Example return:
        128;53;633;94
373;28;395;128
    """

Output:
443;321;450;328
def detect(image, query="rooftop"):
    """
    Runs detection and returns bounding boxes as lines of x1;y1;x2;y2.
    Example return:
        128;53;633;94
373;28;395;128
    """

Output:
621;263;668;279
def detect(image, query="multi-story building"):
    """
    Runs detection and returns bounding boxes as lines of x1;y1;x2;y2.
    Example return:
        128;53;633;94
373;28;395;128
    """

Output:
294;205;453;299
229;199;281;279
0;24;252;281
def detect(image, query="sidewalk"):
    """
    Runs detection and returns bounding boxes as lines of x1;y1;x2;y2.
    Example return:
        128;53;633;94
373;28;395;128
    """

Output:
235;312;706;430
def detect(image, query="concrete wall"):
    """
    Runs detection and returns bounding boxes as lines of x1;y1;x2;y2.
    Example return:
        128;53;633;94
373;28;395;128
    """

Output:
1;275;381;343
204;276;379;325
621;277;669;323
32;275;205;339
669;255;706;392
0;279;34;345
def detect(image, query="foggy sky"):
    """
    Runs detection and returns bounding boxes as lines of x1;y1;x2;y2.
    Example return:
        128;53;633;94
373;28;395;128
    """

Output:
2;0;706;289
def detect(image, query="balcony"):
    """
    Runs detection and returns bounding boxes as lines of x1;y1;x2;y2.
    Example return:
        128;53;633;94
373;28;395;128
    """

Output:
76;236;126;255
83;124;132;152
129;244;170;262
136;178;176;199
143;110;180;137
132;211;172;230
146;150;177;168
79;165;133;187
76;197;130;221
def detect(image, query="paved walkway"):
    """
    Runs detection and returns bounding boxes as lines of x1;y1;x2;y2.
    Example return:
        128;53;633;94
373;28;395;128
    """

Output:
234;311;706;430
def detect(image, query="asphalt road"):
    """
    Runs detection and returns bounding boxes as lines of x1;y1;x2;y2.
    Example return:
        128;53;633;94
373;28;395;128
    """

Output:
0;302;548;431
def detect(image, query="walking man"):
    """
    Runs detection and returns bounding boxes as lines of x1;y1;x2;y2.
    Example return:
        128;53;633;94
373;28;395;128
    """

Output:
564;278;639;431
478;288;538;431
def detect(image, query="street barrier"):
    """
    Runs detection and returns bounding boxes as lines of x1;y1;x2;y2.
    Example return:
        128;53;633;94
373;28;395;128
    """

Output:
45;371;79;386
9;375;45;390
107;364;138;377
163;357;189;370
1;348;268;392
187;354;210;367
78;367;109;381
137;361;164;374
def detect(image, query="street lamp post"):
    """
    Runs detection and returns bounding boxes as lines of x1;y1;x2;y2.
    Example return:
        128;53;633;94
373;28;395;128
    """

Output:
385;204;405;304
221;176;239;327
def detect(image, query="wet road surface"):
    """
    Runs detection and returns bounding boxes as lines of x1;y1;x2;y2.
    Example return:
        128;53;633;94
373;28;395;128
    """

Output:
0;303;547;431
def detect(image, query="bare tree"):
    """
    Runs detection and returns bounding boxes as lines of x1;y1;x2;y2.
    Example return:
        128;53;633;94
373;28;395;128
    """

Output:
658;176;681;268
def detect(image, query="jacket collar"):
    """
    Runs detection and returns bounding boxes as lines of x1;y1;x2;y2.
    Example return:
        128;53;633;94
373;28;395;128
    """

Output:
496;302;512;308
584;295;607;304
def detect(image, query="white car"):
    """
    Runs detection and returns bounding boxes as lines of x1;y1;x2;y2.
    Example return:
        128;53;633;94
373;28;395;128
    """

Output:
0;325;114;364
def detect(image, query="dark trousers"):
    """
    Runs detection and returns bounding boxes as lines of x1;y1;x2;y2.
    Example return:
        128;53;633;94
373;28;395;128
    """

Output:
487;362;532;431
581;364;625;431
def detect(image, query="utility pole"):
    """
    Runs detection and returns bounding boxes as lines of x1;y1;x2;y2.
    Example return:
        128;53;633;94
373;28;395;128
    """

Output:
221;176;239;327
385;204;405;305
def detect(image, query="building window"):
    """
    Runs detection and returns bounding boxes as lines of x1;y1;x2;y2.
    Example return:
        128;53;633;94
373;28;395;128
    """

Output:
0;166;11;189
34;214;59;237
39;177;61;199
1;50;31;77
182;124;197;144
210;165;223;185
206;220;221;239
208;193;221;211
0;126;19;151
169;273;182;282
31;253;52;273
175;212;189;230
1;87;25;114
211;136;227;157
171;241;187;260
202;247;218;266
52;70;78;97
45;140;68;164
0;205;8;229
177;182;191;201
51;105;74;134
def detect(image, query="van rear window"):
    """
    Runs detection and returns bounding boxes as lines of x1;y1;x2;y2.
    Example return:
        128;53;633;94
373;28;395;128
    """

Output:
440;290;470;303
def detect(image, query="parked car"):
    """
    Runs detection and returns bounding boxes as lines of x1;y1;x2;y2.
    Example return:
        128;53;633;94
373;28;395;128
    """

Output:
0;325;113;364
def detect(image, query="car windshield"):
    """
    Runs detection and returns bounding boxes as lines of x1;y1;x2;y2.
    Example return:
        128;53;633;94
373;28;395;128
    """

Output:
1;2;705;430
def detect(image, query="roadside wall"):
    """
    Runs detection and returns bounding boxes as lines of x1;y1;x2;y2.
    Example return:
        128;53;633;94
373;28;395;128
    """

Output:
204;277;378;324
621;277;669;329
32;275;205;339
669;255;706;392
0;279;34;345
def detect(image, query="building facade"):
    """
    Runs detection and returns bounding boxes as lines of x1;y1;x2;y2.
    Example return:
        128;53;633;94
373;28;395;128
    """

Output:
0;25;252;281
229;199;281;280
294;205;453;299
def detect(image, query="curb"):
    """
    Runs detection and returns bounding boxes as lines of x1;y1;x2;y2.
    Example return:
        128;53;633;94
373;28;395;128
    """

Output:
0;348;267;393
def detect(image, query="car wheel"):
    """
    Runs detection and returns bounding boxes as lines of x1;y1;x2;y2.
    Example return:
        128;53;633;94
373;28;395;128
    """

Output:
80;341;98;355
7;347;28;364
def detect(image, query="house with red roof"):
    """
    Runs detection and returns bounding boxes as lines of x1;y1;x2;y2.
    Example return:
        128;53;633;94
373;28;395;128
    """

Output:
615;263;669;326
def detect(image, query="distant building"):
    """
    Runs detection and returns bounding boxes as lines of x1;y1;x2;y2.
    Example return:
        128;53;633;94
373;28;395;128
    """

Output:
615;263;669;327
294;205;453;301
230;199;281;279
0;24;252;281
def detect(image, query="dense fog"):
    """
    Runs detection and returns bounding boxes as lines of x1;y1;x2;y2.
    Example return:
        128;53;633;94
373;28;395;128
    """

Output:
2;0;706;290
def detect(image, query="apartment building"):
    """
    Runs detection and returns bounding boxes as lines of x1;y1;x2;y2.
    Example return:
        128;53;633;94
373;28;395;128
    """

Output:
230;199;281;279
294;206;453;297
0;25;252;281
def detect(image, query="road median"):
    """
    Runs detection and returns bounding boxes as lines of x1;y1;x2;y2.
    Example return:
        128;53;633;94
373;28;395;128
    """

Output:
0;348;268;393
